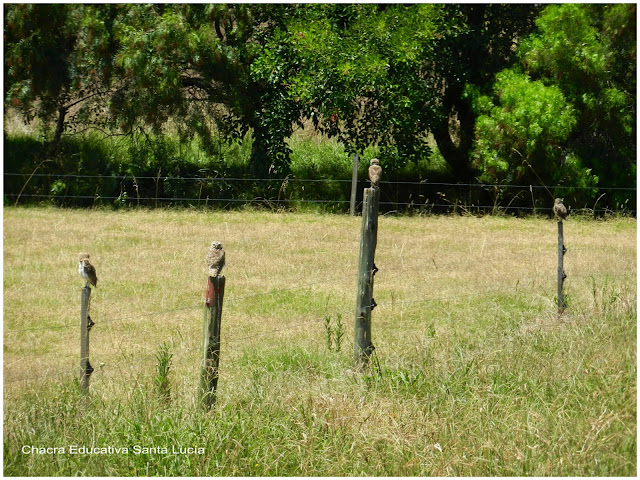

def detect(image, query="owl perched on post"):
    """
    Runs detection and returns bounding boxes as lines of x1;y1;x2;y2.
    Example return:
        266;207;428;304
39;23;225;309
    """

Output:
206;242;225;277
553;198;568;220
368;158;382;188
78;252;98;288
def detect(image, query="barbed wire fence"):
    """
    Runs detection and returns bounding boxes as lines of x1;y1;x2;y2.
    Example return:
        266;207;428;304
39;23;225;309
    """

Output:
3;169;636;389
4;265;634;389
4;172;636;214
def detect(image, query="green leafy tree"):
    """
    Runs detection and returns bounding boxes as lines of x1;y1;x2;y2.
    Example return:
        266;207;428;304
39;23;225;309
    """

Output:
105;3;301;177
4;4;118;156
255;4;448;173
518;3;636;196
430;4;540;180
256;4;539;178
471;4;635;208
5;4;300;178
471;71;596;192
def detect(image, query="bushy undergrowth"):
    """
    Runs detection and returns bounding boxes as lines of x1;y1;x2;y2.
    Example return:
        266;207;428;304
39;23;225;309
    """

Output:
6;129;626;214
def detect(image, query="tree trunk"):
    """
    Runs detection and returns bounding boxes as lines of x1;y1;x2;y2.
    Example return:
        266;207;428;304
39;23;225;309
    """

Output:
248;127;272;179
432;4;485;182
48;105;67;158
432;102;475;182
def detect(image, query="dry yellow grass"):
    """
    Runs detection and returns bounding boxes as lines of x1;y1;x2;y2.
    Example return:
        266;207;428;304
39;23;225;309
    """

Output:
3;208;360;393
3;207;635;392
3;207;636;476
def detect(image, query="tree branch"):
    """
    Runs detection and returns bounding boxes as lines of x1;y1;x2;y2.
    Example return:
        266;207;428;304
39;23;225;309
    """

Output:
214;19;225;42
64;89;107;111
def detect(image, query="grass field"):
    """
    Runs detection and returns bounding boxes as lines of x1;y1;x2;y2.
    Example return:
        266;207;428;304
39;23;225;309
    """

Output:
3;206;636;476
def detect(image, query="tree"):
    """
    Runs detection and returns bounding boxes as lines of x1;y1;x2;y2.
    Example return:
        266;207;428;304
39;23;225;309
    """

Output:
104;3;302;177
471;70;595;191
257;4;540;179
430;4;540;180
4;4;300;178
470;4;636;208
518;4;636;194
255;4;448;173
4;4;116;156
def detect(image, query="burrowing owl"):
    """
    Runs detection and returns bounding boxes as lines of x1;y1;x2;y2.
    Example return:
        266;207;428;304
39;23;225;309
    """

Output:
553;198;568;220
368;158;382;188
78;252;98;288
206;242;225;277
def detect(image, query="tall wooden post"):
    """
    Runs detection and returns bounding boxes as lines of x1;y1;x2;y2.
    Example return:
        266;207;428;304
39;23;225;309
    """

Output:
80;286;94;392
200;275;225;409
350;153;359;216
354;187;380;367
557;221;566;314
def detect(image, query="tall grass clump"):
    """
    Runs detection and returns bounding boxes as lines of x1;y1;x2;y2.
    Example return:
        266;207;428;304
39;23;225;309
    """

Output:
155;342;173;404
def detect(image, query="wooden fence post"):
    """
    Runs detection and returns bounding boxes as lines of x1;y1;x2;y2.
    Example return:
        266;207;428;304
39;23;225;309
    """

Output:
557;220;566;314
354;187;380;367
200;275;225;409
80;286;94;392
350;153;359;216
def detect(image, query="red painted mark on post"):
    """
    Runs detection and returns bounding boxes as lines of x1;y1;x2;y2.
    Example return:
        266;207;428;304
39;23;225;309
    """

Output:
205;277;214;307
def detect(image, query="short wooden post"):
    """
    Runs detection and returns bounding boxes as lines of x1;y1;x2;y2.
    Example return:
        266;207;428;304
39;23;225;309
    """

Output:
354;187;380;367
557;220;566;314
350;153;359;216
80;286;94;392
200;275;225;409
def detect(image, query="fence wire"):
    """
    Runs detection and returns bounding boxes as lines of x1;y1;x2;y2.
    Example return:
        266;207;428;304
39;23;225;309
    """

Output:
3;267;632;337
8;278;613;388
4;207;635;389
4;193;634;214
5;171;636;215
4;172;637;191
5;269;634;388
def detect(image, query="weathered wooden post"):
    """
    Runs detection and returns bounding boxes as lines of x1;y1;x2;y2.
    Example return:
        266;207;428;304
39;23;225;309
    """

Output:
354;186;380;367
200;275;225;409
557;220;567;314
350;153;359;216
79;286;94;392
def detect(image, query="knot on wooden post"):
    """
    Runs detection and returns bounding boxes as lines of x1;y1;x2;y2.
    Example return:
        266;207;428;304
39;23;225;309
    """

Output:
364;342;376;356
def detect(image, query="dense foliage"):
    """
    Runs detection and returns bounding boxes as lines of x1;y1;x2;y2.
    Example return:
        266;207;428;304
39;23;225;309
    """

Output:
256;4;542;180
472;4;636;207
3;3;636;212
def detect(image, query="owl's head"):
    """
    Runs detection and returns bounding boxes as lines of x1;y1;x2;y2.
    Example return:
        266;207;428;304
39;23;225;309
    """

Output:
370;158;380;166
210;241;223;250
78;252;90;262
554;198;564;204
